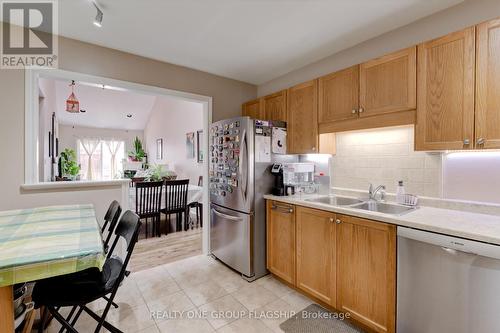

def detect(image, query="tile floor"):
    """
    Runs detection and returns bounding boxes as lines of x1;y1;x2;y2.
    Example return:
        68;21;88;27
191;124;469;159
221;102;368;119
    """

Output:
47;255;314;333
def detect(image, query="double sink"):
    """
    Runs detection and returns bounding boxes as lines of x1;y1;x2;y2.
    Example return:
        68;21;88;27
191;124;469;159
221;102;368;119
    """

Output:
305;195;416;216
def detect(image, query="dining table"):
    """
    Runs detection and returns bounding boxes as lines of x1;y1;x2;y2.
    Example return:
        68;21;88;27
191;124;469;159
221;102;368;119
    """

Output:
0;204;106;332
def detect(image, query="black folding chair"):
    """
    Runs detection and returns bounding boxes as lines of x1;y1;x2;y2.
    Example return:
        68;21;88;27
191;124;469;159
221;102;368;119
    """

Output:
102;200;122;250
33;211;142;333
161;179;189;234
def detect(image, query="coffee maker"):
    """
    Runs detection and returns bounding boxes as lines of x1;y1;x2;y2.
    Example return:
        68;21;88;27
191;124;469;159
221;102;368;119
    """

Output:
270;163;285;196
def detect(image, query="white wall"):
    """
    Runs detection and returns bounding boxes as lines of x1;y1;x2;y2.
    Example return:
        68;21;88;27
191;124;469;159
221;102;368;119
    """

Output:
38;79;57;182
58;125;144;156
144;97;204;184
331;126;442;198
443;152;500;204
258;0;500;96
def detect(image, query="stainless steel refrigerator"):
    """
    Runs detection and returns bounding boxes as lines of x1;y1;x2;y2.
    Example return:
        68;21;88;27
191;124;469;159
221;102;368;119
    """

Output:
209;116;290;281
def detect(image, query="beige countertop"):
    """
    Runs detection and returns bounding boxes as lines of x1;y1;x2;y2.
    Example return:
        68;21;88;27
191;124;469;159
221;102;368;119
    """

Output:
264;194;500;246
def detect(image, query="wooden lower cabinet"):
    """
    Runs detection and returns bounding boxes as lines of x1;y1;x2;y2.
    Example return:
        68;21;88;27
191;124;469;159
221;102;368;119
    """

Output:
266;202;397;333
296;206;336;307
266;200;296;284
336;214;396;333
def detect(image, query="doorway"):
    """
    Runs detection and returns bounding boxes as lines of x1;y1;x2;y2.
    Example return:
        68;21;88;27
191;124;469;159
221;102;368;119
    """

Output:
25;68;212;270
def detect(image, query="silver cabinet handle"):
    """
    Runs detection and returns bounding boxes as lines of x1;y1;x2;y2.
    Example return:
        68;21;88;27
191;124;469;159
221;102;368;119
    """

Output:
477;138;485;145
271;205;293;214
329;217;334;222
463;138;470;145
336;219;341;224
351;109;357;114
312;147;316;151
358;107;364;113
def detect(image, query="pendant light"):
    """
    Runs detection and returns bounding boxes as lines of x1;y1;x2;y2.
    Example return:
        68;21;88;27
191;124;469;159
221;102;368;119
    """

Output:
66;80;80;113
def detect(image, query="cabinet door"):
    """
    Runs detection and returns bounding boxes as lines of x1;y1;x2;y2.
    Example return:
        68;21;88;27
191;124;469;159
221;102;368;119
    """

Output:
266;201;295;284
242;99;264;119
415;28;475;150
359;47;416;117
319;66;359;124
476;18;500;149
337;215;396;333
287;80;319;154
263;90;287;122
296;207;336;306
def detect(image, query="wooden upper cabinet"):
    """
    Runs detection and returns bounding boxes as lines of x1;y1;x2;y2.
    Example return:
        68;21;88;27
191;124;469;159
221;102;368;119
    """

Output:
266;201;295;285
296;207;336;307
242;99;264;119
476;18;500;149
337;215;396;333
319;66;359;124
287;80;319;154
415;27;476;151
360;47;416;117
263;90;287;122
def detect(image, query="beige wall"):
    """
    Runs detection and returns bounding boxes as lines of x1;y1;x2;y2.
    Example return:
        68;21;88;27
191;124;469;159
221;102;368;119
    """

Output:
58;37;257;122
258;0;500;96
144;97;204;185
0;30;256;213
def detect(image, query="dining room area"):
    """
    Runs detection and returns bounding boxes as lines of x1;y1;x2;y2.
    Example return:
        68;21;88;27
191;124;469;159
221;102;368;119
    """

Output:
128;175;204;272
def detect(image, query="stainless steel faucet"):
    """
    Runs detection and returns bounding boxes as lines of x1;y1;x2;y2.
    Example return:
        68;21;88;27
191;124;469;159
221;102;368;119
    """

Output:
368;183;386;201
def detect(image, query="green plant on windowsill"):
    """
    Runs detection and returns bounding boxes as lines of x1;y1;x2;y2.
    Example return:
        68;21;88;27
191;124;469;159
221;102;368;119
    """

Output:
60;148;80;181
128;136;145;162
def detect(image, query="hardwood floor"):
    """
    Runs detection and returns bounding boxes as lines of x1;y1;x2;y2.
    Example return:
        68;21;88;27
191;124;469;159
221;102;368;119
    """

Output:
130;226;202;272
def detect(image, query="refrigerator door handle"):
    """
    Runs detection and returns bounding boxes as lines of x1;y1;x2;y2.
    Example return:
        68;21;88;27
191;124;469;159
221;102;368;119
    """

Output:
240;128;248;203
213;208;242;221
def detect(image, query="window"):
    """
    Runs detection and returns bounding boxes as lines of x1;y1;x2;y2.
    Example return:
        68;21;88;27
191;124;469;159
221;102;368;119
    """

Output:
77;139;125;181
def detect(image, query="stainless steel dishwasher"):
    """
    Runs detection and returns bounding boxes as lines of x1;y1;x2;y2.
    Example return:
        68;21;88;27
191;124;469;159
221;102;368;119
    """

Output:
397;226;500;333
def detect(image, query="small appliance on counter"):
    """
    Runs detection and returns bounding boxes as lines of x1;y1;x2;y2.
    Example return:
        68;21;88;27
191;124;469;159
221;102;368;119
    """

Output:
282;163;317;195
270;163;285;196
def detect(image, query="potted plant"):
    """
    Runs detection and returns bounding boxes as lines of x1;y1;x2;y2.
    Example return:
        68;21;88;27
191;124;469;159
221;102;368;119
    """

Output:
128;137;146;162
60;148;80;181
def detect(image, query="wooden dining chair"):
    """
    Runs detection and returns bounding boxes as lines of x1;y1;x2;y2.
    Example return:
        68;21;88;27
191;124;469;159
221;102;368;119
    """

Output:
161;179;189;234
135;181;163;238
186;176;203;231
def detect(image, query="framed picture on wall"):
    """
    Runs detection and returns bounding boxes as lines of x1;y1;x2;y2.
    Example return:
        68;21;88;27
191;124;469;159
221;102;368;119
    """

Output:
156;139;163;160
197;130;204;163
186;132;195;159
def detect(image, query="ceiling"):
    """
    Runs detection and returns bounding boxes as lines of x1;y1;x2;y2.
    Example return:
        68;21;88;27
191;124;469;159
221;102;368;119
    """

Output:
56;0;463;84
42;78;157;130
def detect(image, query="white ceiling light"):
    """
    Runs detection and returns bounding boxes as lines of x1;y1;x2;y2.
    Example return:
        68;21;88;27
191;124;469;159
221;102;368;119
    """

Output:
93;1;103;27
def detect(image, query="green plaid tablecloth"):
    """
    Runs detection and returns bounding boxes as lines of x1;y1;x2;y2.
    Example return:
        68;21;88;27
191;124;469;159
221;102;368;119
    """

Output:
0;204;105;287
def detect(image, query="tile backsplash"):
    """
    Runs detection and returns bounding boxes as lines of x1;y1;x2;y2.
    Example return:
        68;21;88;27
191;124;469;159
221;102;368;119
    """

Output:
331;126;442;198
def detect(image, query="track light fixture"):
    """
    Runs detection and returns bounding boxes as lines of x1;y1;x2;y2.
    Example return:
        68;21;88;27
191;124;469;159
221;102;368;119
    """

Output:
93;1;103;27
